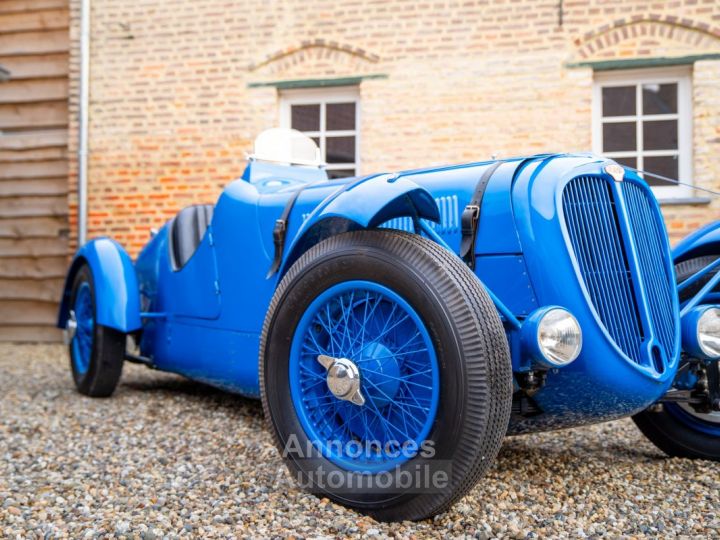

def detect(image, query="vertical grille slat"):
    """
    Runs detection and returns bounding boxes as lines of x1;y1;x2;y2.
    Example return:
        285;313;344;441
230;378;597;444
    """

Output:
621;182;676;357
591;179;644;357
562;176;677;366
570;180;635;357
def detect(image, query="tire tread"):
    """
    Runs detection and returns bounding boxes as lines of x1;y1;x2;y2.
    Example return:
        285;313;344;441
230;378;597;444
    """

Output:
259;230;512;521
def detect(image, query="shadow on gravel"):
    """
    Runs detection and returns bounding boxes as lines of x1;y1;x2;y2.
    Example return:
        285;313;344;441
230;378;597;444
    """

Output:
495;433;667;472
121;369;668;468
121;374;264;415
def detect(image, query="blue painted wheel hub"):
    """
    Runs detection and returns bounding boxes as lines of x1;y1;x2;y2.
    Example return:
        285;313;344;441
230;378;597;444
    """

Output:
71;281;94;375
289;280;440;472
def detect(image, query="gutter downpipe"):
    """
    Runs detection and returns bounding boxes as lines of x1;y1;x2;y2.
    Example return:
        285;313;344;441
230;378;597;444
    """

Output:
78;0;91;246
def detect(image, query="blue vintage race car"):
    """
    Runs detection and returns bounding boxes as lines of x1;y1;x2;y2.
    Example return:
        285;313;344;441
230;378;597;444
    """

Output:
58;130;720;521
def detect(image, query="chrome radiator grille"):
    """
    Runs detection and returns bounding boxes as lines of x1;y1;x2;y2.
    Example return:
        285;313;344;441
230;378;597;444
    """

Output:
562;176;676;366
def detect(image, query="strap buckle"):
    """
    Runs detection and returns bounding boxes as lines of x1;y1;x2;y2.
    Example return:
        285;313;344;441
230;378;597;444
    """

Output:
272;218;286;242
461;204;480;234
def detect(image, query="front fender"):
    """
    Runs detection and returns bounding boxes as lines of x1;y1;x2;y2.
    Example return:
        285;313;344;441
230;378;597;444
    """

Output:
673;220;720;262
279;173;440;277
57;238;142;333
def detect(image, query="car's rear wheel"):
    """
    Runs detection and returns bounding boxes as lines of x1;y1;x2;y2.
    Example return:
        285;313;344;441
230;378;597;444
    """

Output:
67;264;125;397
260;230;512;521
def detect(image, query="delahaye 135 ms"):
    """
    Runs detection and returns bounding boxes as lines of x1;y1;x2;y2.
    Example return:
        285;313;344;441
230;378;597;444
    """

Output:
58;129;720;521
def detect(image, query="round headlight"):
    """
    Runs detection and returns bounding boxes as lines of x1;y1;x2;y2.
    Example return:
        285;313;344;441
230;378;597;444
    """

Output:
697;307;720;358
536;308;583;367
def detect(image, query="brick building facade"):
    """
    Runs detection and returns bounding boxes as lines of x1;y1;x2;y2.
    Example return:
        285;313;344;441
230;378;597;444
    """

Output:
65;0;720;256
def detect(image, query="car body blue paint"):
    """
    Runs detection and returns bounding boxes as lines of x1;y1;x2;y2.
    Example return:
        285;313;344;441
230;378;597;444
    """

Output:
278;173;440;277
58;238;141;333
59;153;685;435
674;219;720;262
475;254;538;316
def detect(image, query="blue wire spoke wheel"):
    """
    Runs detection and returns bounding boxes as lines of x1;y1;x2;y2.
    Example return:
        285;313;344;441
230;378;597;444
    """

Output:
261;230;512;522
71;281;94;375
67;264;126;397
289;280;440;472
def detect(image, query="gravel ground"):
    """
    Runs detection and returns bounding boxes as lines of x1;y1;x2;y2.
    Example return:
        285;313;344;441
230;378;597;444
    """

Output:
1;344;719;539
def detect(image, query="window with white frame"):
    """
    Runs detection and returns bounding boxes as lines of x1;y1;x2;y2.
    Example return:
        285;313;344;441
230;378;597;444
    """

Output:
280;87;359;179
593;67;692;198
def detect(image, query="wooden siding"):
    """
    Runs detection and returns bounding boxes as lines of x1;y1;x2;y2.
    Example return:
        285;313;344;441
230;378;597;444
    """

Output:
0;0;69;342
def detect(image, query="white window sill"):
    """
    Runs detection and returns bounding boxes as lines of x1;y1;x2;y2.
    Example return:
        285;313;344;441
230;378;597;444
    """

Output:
658;197;712;206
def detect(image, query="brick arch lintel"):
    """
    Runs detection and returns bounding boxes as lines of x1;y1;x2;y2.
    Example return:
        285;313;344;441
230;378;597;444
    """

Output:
574;15;720;59
248;39;380;71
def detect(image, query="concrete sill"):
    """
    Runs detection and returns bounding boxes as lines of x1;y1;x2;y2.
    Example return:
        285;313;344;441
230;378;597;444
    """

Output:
658;197;712;206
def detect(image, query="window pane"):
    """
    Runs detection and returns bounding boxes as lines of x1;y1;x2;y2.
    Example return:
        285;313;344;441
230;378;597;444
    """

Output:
642;83;677;115
613;156;637;170
326;136;355;164
643;120;678;151
328;169;356;179
643;155;678;186
602;86;636;117
291;104;320;132
326;102;356;131
603;122;636;152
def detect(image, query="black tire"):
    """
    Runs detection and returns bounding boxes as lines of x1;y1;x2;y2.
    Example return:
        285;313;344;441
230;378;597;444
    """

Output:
632;406;720;461
675;255;719;303
68;264;125;397
260;230;512;521
632;254;720;460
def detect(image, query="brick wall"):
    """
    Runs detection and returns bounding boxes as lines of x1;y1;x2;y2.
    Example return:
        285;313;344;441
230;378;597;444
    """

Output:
67;0;720;255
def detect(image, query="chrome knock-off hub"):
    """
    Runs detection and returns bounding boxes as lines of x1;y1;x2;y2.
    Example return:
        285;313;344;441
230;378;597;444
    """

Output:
64;309;78;345
317;355;366;406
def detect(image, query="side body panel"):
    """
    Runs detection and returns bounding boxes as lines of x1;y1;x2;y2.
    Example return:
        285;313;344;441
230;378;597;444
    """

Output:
136;180;273;396
136;173;444;396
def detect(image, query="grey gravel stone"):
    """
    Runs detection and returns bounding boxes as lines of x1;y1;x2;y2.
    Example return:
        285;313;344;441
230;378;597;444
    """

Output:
1;344;719;538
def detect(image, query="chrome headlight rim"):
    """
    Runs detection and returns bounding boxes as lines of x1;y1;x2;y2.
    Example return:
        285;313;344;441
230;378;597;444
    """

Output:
681;305;720;361
697;306;720;359
522;306;583;368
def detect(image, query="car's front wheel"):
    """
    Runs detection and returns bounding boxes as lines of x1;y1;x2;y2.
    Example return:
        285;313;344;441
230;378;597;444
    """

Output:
260;230;512;521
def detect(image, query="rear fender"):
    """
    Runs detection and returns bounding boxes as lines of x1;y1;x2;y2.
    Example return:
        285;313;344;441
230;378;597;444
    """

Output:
57;238;142;333
279;173;440;277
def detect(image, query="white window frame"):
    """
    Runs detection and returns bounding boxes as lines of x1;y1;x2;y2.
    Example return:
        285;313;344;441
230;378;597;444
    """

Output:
280;86;360;177
592;66;692;199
